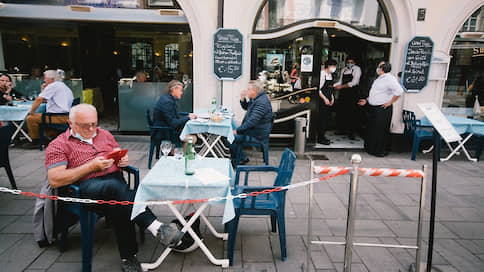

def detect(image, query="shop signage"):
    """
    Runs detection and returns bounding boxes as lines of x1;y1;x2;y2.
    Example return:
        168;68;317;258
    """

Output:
213;28;243;80
473;47;484;58
301;54;313;72
401;36;434;93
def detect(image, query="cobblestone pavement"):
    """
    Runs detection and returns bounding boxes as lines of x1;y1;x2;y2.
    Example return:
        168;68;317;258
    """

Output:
0;136;483;272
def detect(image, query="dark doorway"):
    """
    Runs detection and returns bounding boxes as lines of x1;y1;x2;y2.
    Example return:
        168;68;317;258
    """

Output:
251;27;390;145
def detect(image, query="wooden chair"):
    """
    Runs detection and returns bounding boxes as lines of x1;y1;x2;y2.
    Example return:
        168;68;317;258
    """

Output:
39;98;81;150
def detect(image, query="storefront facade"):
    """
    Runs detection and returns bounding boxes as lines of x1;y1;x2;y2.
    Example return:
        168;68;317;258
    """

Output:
1;0;483;136
179;0;484;136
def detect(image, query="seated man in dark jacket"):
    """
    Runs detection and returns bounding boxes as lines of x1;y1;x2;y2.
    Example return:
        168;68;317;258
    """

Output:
231;80;273;164
153;80;197;149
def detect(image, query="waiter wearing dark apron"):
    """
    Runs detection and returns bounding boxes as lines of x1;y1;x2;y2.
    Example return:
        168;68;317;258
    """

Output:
318;60;337;145
334;56;362;140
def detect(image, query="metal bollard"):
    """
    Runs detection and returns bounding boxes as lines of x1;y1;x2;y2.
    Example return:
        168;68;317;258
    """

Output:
294;117;307;155
343;154;362;272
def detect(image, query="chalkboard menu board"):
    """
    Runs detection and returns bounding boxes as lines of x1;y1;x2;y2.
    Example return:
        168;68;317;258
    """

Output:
213;29;243;80
401;36;434;93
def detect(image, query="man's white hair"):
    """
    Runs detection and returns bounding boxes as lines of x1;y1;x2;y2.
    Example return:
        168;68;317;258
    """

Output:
69;103;97;121
44;70;57;80
248;80;263;93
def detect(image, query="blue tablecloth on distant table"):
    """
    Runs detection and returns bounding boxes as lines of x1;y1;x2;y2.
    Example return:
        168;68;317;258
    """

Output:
131;157;235;224
420;115;484;135
180;117;235;143
0;101;33;121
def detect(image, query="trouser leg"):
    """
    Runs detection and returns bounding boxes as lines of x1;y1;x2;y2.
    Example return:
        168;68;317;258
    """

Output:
26;113;42;140
79;172;156;259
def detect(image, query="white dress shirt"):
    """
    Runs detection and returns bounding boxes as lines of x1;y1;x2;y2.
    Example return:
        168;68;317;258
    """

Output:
334;64;362;87
367;73;404;106
39;81;74;113
319;70;333;90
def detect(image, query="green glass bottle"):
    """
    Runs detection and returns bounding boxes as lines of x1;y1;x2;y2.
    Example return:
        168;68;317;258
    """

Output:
185;138;195;175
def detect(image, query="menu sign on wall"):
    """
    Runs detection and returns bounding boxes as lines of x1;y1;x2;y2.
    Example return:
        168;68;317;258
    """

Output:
401;36;434;93
213;28;243;80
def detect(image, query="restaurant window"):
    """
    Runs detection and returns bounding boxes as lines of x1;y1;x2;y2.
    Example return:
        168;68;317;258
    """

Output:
461;8;482;32
164;43;179;74
131;41;153;70
254;0;390;37
444;6;484;110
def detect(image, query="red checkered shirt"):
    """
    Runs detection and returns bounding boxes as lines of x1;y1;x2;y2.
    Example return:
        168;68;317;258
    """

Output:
45;128;122;182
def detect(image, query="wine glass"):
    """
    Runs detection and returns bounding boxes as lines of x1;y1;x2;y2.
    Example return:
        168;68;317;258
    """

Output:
161;140;172;159
174;147;183;160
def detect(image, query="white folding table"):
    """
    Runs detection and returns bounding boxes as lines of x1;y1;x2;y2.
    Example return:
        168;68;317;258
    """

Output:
131;157;235;271
420;115;484;162
0;101;33;142
179;116;235;158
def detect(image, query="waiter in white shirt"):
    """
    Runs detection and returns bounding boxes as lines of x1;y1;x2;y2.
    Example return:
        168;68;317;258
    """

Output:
358;61;403;157
334;56;362;140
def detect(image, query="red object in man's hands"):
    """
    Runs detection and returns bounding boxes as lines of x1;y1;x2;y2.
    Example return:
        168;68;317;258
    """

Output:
105;149;128;163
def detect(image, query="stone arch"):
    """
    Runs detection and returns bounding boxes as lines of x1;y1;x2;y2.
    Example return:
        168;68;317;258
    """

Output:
439;1;484;53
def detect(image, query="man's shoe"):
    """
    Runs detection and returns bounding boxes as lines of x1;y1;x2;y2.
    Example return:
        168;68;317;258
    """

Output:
121;255;142;272
21;141;39;149
239;158;250;165
348;134;355;140
157;223;184;247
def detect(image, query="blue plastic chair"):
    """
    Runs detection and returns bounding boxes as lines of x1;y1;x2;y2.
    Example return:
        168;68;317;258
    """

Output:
0;125;17;189
145;109;177;169
234;114;275;165
57;166;143;272
402;110;434;160
227;148;296;265
39;98;81;150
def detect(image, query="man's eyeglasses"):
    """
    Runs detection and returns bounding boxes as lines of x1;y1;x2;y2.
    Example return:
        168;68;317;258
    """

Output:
74;122;97;129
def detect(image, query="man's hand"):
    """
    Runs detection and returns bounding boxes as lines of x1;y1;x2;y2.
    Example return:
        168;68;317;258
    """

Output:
382;101;392;109
334;85;342;91
233;129;237;135
189;113;197;120
357;99;367;106
89;157;114;172
323;97;331;106
240;89;247;100
118;154;129;167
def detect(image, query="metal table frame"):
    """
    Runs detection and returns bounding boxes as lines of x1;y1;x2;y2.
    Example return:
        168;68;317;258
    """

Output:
141;202;229;271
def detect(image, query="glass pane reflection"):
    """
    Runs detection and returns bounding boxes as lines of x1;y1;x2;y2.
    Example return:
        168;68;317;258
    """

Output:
255;0;389;36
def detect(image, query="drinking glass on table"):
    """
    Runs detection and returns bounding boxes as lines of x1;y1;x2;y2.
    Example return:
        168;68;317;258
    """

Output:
174;147;183;160
161;140;172;158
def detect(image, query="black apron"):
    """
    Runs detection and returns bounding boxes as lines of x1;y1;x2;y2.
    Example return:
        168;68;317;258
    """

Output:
318;74;334;136
336;70;359;131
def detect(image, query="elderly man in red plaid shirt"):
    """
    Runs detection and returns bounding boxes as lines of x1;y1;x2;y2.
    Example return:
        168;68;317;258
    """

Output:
45;103;183;272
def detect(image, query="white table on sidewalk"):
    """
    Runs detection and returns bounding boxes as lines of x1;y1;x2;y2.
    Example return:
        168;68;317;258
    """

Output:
131;157;234;270
0;101;33;142
179;115;235;158
420;115;484;162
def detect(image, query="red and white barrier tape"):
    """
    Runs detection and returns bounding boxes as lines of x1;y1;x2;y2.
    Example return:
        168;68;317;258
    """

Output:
314;166;424;178
0;171;346;206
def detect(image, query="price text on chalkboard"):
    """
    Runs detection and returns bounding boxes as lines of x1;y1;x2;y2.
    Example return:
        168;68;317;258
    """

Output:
213;28;243;80
401;36;434;93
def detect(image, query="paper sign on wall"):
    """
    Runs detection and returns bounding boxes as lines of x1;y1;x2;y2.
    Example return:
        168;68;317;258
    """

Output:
300;54;313;72
417;103;461;143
